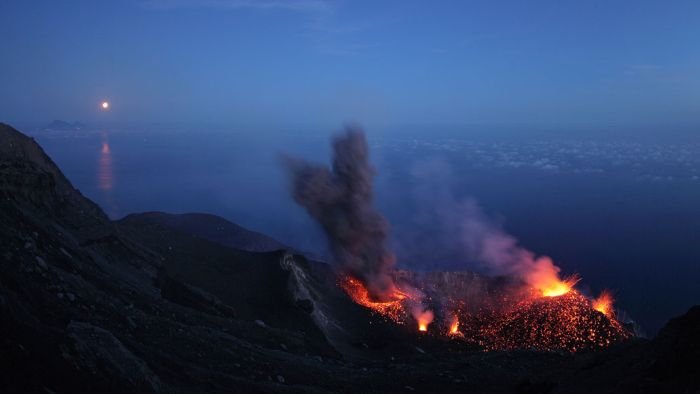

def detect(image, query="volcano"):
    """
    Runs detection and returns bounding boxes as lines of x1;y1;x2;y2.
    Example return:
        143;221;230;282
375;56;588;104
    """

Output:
286;128;633;354
0;122;698;393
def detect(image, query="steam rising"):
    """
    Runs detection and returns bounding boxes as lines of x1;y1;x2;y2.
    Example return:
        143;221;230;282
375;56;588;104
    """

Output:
284;126;397;300
404;158;570;294
457;199;566;292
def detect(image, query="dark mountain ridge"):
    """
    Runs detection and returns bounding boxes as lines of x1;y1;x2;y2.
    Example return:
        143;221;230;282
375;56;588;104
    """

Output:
0;122;697;393
119;211;287;253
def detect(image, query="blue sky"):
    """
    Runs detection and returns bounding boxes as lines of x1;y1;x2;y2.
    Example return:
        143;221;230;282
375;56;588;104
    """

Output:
1;0;699;127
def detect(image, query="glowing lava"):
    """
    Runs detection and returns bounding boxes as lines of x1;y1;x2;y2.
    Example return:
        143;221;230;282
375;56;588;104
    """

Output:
592;290;615;317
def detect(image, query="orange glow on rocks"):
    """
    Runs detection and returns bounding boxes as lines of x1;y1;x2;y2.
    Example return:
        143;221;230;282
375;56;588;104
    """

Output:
338;271;631;352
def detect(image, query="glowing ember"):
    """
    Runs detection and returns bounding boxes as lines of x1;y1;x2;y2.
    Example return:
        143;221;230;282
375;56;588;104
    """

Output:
462;290;631;352
592;290;615;317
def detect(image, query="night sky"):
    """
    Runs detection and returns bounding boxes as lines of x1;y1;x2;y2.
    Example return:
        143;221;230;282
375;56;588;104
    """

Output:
1;0;699;127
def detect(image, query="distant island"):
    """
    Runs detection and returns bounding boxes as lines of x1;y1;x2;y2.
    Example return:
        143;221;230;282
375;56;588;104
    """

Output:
45;120;87;131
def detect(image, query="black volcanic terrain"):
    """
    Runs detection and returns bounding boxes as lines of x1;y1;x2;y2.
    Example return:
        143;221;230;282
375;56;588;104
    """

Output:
0;122;698;393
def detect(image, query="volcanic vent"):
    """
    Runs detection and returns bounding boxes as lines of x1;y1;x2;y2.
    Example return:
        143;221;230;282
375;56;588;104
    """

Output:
285;126;632;353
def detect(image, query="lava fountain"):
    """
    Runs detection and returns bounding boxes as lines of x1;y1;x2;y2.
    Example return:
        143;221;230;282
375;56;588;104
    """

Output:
415;310;434;332
539;275;580;297
592;290;615;317
448;315;460;335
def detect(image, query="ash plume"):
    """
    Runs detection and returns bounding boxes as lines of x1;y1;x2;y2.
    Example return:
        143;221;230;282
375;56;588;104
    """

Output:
283;126;397;300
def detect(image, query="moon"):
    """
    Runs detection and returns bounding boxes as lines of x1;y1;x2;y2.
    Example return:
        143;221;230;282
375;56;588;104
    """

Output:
101;101;110;110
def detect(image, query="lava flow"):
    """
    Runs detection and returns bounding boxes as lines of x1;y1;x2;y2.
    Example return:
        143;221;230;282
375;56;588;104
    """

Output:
339;275;412;323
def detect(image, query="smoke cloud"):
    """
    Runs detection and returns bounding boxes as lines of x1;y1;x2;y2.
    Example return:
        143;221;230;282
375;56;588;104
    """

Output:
283;126;397;300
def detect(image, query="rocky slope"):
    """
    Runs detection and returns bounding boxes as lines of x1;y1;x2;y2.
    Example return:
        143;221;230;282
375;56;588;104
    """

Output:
0;123;351;392
0;122;698;393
